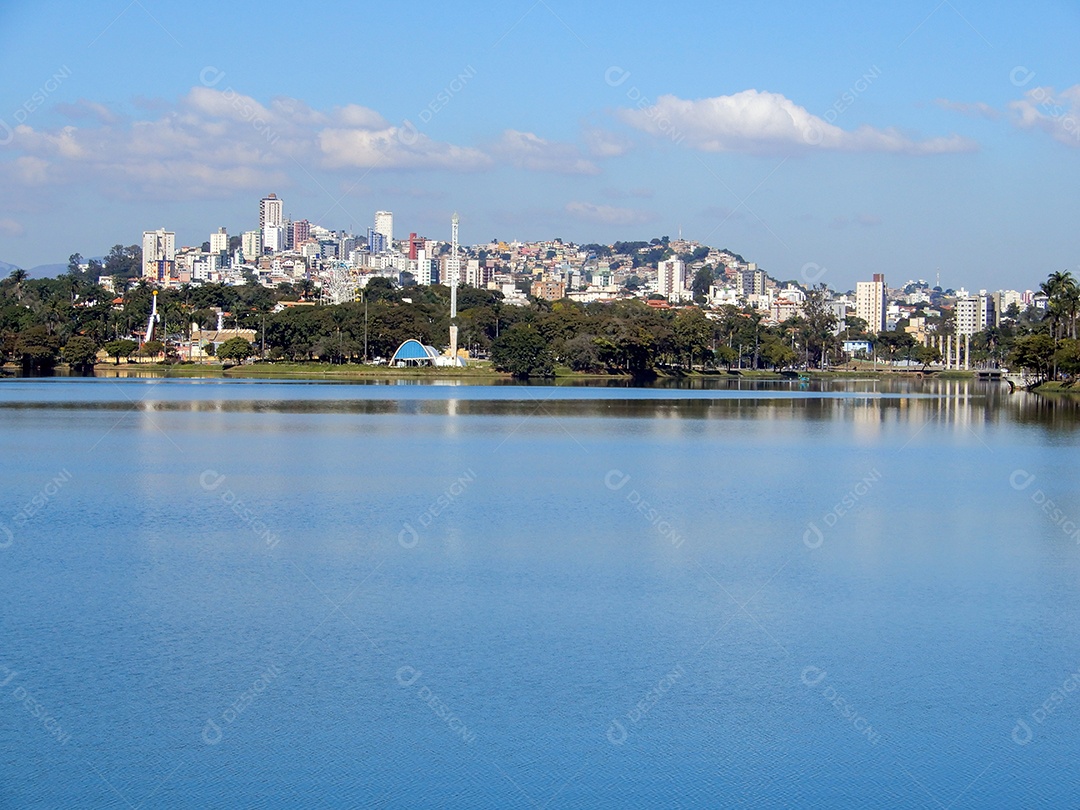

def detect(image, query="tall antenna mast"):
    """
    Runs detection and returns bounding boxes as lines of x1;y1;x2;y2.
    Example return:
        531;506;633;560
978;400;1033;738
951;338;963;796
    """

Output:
449;213;460;364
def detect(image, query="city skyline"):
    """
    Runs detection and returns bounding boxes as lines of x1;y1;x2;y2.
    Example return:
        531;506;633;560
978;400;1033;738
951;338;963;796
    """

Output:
0;1;1077;290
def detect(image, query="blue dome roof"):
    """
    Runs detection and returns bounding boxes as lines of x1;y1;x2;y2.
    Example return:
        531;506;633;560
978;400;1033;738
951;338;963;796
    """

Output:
390;339;439;362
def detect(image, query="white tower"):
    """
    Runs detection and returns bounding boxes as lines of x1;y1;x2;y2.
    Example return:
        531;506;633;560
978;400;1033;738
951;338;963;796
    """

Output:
449;213;460;363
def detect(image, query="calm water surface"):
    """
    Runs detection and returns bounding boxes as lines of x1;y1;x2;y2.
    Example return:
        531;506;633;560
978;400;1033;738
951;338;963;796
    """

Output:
1;376;1079;808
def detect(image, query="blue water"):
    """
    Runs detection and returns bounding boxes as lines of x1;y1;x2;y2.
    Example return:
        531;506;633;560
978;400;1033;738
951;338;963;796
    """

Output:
1;377;1079;807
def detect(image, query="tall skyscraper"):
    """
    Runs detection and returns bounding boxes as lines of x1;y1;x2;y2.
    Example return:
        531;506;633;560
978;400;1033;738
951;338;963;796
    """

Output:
374;211;393;248
856;273;887;333
260;194;283;230
142;228;175;280
260;193;283;253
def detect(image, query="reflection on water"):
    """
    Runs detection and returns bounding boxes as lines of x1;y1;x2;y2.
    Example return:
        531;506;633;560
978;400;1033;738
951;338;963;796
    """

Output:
2;377;1079;433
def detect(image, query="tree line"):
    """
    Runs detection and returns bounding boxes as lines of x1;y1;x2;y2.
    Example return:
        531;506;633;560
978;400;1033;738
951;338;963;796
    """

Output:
2;265;1078;381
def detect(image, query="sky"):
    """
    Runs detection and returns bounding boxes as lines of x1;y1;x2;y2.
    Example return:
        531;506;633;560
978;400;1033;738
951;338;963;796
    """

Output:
0;0;1076;291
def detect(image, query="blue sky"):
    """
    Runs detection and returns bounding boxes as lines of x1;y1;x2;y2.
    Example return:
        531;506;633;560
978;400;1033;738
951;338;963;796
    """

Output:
0;0;1076;290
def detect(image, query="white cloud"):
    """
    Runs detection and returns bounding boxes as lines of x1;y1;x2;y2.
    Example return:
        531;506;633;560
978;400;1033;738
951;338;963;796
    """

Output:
583;127;632;158
0;87;494;201
318;126;490;171
619;90;977;155
564;201;656;226
933;98;1000;120
0;218;26;237
1008;85;1080;148
493;130;600;174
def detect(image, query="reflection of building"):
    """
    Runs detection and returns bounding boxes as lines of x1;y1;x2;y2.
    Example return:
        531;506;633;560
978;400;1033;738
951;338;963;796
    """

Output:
856;274;887;333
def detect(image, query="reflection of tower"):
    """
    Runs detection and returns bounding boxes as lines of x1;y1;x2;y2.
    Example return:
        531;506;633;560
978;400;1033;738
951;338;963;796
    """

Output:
449;213;459;362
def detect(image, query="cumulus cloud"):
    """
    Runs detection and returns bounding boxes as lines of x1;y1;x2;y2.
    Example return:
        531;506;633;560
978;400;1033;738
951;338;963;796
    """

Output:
564;201;656;226
0;86;494;200
1008;85;1080;147
619;90;977;155
492;130;599;174
933;98;1000;120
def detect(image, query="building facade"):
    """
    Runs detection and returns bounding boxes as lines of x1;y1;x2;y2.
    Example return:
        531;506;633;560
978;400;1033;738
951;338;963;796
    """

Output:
142;228;176;280
856;274;887;333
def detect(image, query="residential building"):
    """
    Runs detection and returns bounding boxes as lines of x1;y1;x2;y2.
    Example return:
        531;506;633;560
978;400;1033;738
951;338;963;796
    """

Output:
142;228;176;280
241;230;262;261
531;279;566;300
956;294;995;336
856;274;887;333
657;258;686;299
209;227;228;255
374;211;394;248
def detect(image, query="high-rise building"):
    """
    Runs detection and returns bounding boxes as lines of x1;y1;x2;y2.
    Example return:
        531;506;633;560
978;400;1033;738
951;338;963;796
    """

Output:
367;229;387;255
956;294;995;336
374;211;394;248
142;228;176;280
856;274;888;333
260;194;283;253
292;219;310;247
209;227;228;255
657;258;686;299
260;194;283;231
738;267;767;297
241;230;262;260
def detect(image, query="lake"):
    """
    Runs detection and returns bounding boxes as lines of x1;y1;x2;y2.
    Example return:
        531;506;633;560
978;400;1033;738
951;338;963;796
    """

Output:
1;376;1079;807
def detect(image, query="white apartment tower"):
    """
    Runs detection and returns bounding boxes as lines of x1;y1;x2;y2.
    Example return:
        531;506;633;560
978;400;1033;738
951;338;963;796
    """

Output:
260;193;283;253
856;274;887;333
209;227;228;254
657;258;687;300
956;294;995;336
142;228;176;280
374;211;394;249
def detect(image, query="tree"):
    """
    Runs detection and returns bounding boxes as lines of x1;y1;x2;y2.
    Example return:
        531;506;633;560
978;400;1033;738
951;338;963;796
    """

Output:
62;336;98;370
490;324;554;377
217;337;255;364
14;326;60;370
103;339;138;365
690;266;715;300
1010;334;1055;379
912;343;942;370
8;268;27;303
139;340;165;358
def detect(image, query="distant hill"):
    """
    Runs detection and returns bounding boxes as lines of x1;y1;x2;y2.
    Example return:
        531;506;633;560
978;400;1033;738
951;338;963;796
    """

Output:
28;263;67;279
0;260;20;275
